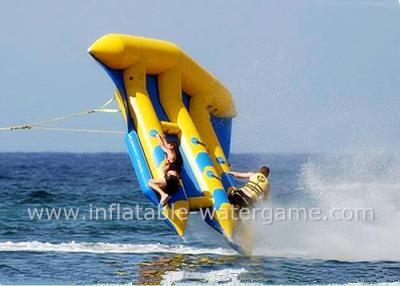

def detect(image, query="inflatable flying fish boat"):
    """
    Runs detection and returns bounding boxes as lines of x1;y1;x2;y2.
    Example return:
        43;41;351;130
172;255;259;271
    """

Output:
88;34;240;247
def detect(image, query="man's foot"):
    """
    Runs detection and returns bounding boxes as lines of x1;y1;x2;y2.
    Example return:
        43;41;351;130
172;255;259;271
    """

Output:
160;194;170;206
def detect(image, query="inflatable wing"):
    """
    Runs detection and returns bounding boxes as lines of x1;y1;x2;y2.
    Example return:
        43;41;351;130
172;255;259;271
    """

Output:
88;34;237;239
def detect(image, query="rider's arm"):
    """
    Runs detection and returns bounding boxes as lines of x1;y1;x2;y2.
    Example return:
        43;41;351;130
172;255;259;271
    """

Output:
157;134;169;153
157;134;175;159
229;171;255;179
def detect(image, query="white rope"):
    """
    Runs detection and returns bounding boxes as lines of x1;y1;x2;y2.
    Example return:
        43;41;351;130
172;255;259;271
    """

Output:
0;96;123;135
32;127;124;135
96;96;116;110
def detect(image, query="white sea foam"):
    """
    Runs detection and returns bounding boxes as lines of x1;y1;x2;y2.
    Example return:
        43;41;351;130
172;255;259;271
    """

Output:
161;268;247;285
163;268;400;286
253;153;400;261
0;241;235;255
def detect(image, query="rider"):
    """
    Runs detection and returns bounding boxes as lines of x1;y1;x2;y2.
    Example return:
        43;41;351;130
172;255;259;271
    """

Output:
228;166;270;209
148;134;183;206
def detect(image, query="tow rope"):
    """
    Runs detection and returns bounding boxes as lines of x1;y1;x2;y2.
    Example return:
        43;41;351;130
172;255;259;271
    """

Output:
0;96;124;135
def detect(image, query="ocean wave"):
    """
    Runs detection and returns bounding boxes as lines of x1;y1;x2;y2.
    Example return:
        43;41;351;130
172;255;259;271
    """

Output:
0;241;236;255
18;190;56;204
28;190;54;198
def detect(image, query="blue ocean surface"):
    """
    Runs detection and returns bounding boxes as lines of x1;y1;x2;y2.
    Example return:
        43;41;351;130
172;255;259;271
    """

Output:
0;153;399;285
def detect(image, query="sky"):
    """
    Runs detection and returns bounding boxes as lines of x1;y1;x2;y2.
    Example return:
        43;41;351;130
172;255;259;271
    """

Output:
0;0;399;153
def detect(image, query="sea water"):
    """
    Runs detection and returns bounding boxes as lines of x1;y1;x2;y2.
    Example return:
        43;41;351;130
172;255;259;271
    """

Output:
0;153;399;285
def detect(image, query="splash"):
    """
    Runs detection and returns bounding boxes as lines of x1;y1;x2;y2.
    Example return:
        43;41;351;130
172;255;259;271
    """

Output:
253;153;400;261
0;241;235;256
161;268;247;285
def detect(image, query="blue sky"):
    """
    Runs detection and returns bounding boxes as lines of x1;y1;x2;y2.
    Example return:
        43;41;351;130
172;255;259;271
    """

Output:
0;0;399;153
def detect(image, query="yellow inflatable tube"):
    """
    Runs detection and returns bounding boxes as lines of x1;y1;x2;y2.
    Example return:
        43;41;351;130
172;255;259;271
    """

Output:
88;34;235;118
